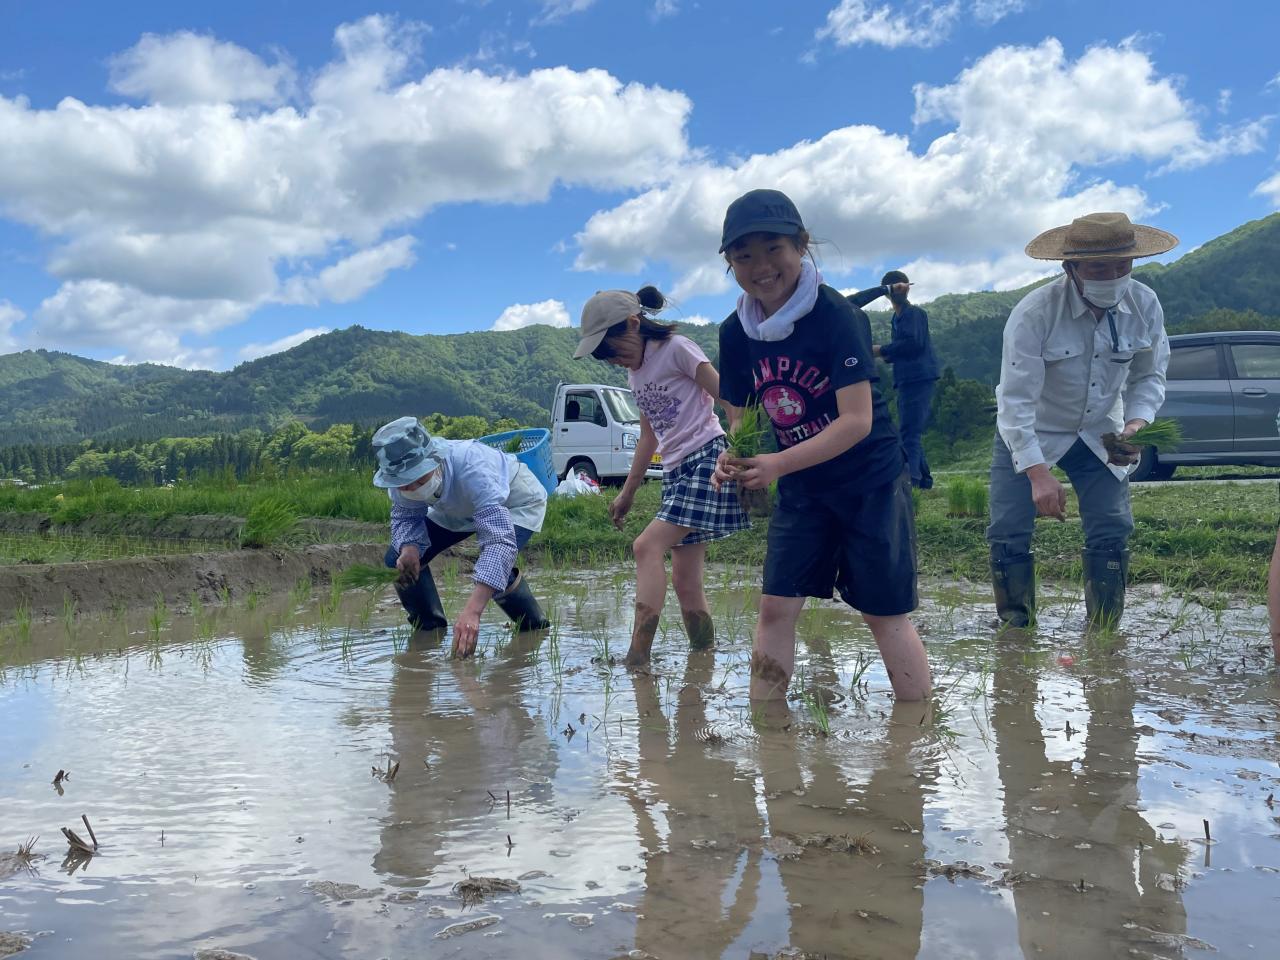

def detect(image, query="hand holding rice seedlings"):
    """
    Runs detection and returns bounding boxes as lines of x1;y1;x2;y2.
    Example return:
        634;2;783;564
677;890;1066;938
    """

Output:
1102;418;1183;457
726;404;773;517
725;403;767;458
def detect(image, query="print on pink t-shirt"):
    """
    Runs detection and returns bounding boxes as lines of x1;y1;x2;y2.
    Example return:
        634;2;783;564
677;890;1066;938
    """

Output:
628;335;724;469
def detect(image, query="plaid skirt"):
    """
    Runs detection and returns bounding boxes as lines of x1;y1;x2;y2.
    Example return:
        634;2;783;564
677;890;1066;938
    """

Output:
655;436;750;545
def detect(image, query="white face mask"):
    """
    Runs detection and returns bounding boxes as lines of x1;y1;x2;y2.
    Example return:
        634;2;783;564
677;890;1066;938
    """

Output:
399;469;442;503
1077;274;1132;309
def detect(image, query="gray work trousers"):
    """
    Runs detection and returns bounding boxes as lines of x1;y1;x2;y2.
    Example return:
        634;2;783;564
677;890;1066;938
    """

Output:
986;433;1134;560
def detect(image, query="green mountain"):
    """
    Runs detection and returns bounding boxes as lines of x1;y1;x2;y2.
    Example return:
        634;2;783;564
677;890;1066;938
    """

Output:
2;212;1278;446
0;323;723;446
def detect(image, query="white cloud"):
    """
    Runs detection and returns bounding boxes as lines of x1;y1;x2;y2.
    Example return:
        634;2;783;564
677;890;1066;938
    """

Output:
492;299;570;331
1217;88;1232;114
536;0;597;25
0;15;692;364
0;299;24;352
652;0;680;19
818;1;962;50
33;279;249;366
677;313;715;325
971;0;1026;24
108;31;296;106
238;326;331;362
280;236;417;305
819;0;1029;49
883;253;1054;303
576;39;1260;299
1256;170;1280;207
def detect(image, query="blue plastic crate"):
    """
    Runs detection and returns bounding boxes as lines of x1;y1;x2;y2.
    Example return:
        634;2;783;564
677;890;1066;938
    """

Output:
478;428;557;494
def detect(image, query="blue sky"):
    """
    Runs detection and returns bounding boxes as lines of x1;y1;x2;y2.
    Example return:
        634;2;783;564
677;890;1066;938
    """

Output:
0;0;1278;368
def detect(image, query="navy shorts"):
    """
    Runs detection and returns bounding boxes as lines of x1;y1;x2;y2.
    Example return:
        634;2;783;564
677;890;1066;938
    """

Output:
762;470;918;616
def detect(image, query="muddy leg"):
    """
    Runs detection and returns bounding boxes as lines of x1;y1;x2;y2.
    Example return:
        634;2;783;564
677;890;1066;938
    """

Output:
862;613;931;701
626;602;662;667
672;542;713;651
750;595;805;701
627;520;695;667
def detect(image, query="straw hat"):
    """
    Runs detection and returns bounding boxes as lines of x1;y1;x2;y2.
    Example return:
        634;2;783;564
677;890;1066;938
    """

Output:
1025;212;1178;261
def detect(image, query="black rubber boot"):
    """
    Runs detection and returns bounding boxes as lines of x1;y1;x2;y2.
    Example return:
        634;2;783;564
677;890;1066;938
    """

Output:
493;568;551;632
395;566;448;631
991;552;1036;629
1083;547;1128;628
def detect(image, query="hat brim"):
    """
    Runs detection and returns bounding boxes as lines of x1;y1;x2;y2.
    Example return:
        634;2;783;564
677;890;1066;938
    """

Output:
372;460;435;489
719;219;801;254
1025;223;1179;261
573;328;609;359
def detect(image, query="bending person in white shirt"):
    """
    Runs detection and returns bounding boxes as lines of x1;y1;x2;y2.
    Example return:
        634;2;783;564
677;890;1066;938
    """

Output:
989;212;1177;629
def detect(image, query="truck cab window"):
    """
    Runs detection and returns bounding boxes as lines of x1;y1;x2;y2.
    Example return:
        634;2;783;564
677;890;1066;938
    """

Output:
565;392;606;426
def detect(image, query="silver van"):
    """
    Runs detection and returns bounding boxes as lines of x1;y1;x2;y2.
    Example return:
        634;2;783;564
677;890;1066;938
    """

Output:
1133;330;1280;480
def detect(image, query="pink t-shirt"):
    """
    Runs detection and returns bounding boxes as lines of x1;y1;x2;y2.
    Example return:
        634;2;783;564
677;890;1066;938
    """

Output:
628;335;724;469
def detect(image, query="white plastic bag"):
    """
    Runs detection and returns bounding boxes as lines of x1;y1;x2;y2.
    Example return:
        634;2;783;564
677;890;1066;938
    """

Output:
554;471;602;497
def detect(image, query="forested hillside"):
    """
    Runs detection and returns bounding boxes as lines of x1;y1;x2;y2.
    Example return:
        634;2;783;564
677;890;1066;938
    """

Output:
2;212;1277;445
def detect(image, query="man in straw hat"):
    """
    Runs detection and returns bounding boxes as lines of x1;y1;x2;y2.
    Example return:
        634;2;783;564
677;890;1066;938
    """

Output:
989;212;1177;629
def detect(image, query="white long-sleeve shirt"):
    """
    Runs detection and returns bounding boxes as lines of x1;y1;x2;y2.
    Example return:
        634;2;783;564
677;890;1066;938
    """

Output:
995;274;1169;480
389;439;547;593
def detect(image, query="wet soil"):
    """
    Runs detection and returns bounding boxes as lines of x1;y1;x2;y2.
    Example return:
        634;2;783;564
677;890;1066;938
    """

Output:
0;543;386;620
1;570;1277;958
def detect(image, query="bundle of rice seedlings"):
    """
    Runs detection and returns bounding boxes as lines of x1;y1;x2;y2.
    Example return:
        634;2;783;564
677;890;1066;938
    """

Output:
504;434;525;453
726;404;773;517
239;497;299;548
335;563;402;592
1102;418;1183;458
725;403;767;458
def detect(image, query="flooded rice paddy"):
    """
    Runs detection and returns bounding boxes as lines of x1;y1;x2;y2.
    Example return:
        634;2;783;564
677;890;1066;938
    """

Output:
2;562;1278;959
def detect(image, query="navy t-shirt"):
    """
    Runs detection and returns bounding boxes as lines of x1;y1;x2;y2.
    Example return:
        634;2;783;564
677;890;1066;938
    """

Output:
719;284;904;493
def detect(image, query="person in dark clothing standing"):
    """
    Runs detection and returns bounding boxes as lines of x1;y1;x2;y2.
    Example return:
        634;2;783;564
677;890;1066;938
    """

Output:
849;272;940;489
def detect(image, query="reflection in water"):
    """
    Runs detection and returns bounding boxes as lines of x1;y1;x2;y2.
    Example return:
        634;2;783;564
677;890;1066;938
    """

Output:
627;655;762;957
992;641;1188;958
374;627;558;887
760;699;934;959
2;575;1276;959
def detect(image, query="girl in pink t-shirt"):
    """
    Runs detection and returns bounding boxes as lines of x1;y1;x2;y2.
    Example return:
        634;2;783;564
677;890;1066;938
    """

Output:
574;286;748;666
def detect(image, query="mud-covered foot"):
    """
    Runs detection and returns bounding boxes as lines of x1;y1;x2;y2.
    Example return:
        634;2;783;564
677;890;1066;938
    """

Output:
626;601;660;668
682;609;715;651
623;643;652;668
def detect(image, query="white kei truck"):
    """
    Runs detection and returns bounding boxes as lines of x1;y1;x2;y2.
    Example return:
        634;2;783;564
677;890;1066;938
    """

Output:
549;382;663;484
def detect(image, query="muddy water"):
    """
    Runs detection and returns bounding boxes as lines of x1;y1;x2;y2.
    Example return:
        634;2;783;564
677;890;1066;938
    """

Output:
1;566;1278;959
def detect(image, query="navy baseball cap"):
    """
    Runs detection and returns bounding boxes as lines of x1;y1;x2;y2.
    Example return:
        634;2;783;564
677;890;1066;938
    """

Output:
719;189;805;253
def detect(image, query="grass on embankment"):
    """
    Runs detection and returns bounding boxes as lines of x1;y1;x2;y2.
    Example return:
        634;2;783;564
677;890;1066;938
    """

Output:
2;471;1274;595
534;476;1276;597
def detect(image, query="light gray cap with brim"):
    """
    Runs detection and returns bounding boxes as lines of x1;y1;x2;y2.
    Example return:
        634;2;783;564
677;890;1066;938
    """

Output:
573;290;642;359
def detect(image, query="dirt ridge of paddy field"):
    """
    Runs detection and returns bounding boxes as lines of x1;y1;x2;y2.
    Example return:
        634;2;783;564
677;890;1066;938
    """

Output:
0;509;384;543
0;542;396;621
